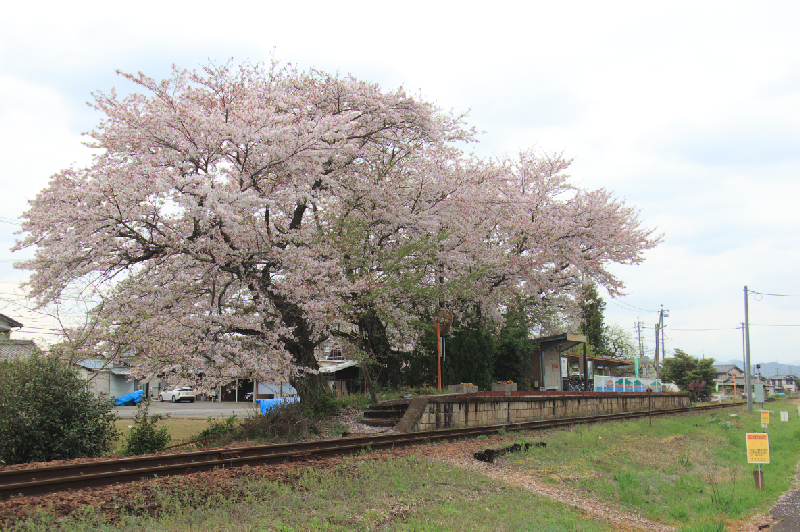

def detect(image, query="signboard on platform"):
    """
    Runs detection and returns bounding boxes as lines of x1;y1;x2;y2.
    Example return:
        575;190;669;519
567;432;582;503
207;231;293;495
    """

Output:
746;433;770;464
594;376;663;392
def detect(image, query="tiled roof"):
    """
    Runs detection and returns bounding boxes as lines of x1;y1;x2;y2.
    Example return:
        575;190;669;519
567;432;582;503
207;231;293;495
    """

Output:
0;339;40;361
713;364;741;373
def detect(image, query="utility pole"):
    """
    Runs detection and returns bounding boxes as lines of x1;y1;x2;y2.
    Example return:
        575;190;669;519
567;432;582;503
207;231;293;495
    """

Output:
740;322;746;399
654;323;659;373
744;286;753;414
655;305;668;378
635;319;644;357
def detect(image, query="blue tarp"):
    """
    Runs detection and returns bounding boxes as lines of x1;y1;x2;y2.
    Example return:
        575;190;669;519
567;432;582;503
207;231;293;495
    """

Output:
114;390;144;406
256;396;299;414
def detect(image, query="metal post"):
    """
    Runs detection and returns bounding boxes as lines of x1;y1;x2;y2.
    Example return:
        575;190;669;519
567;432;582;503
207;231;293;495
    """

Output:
437;321;442;390
758;464;762;490
660;316;664;377
745;286;753;414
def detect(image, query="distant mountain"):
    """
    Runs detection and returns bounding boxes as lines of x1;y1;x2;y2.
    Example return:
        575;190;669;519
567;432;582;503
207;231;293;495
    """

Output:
714;360;800;377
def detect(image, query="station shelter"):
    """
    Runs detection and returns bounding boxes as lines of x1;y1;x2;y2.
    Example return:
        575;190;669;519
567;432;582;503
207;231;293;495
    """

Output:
530;333;633;391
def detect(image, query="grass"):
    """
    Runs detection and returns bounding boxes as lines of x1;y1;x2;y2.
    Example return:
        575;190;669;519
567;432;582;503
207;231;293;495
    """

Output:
113;418;215;453
13;398;800;530
502;400;800;530
13;456;615;531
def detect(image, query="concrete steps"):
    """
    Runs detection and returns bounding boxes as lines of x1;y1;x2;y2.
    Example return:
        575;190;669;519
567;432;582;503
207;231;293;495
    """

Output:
361;400;410;428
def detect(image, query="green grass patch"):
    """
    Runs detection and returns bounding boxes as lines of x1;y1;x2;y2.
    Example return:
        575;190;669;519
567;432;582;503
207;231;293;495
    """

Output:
113;418;211;454
504;401;800;528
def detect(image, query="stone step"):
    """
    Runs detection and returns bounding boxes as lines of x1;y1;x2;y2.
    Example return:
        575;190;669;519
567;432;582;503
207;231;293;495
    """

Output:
363;409;405;419
368;403;410;411
360;418;398;428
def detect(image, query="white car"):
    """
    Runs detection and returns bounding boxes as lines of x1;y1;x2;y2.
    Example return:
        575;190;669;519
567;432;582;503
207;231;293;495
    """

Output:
159;386;196;403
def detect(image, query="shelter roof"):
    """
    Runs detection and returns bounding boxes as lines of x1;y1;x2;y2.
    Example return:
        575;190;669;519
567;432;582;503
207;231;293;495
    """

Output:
531;333;586;353
562;353;634;367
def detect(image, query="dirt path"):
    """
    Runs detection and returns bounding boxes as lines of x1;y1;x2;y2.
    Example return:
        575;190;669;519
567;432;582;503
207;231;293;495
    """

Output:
414;436;674;532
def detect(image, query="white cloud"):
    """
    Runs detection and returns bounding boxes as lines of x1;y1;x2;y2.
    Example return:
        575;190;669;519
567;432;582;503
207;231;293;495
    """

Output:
2;0;799;362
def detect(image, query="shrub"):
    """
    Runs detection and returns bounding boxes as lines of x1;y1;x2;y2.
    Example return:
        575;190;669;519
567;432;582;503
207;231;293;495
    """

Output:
192;415;240;448
0;355;119;465
121;400;171;456
240;402;315;441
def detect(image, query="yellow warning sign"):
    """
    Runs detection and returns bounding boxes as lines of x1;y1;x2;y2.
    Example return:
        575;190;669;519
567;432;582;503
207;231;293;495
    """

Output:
761;410;770;424
746;433;770;464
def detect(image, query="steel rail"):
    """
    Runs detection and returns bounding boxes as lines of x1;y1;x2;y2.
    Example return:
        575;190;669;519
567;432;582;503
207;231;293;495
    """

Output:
0;402;742;499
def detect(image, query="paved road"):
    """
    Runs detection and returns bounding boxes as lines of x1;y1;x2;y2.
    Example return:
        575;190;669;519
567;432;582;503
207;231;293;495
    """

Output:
113;400;259;418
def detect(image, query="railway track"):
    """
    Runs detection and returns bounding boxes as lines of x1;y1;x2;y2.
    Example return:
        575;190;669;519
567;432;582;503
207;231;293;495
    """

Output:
0;402;742;499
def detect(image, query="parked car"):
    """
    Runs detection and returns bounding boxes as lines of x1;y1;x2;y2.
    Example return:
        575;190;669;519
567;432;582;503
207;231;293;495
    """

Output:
159;386;196;403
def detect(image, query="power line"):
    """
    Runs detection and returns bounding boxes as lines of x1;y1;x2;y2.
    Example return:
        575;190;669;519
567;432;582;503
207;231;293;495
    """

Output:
609;299;659;313
748;290;800;297
671;327;740;331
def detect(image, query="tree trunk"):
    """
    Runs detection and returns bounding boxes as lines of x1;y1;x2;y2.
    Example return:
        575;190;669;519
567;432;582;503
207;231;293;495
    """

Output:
271;293;329;409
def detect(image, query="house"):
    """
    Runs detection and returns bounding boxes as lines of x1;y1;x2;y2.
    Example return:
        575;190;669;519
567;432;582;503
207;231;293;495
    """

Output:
249;338;365;401
75;358;144;400
712;364;745;396
766;375;798;393
0;313;40;361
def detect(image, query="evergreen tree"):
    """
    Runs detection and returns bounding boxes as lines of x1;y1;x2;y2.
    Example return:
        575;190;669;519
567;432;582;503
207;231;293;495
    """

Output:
660;349;715;401
494;303;534;387
582;283;606;355
442;323;496;391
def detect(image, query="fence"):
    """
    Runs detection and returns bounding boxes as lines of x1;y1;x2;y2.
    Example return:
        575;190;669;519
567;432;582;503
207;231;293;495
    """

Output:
594;376;662;392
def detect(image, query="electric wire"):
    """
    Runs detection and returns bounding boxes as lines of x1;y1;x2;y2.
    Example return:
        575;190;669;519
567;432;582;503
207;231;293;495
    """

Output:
748;290;800;297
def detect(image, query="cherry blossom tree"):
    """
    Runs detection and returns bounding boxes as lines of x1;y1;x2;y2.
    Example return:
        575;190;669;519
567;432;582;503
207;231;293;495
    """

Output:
15;61;660;403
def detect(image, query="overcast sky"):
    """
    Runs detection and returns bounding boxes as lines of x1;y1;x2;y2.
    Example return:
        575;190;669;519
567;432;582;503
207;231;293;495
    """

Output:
1;0;798;366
